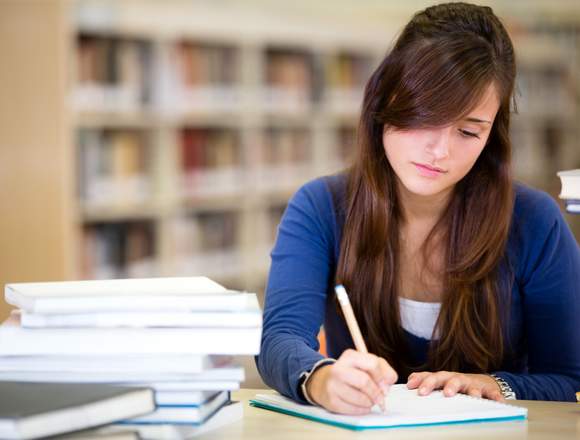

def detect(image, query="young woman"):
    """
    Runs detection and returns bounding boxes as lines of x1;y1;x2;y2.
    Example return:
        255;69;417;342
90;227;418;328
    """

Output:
256;2;580;414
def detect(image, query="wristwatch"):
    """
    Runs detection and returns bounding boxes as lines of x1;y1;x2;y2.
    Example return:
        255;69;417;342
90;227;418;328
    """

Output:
489;374;516;400
298;358;336;405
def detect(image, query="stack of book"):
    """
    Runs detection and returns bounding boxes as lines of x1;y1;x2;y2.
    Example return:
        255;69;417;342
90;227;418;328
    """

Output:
0;277;262;439
557;169;580;214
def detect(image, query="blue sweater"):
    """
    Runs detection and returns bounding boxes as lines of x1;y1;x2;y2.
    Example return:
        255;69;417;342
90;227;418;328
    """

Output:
256;174;580;402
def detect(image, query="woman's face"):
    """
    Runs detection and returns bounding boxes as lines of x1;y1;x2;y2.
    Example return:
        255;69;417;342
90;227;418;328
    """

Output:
383;84;500;200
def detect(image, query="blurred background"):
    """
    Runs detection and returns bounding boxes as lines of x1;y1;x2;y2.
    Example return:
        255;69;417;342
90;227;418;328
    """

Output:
1;0;579;385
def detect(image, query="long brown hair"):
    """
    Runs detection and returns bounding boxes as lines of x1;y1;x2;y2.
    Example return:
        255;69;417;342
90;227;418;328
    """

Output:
336;3;516;378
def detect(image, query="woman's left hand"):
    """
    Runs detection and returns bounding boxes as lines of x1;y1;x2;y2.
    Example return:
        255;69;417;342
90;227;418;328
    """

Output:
407;371;504;401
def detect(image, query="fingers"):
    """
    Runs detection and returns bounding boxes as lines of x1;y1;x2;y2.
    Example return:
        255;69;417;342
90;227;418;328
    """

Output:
408;371;465;396
467;387;482;398
341;349;398;390
409;371;456;395
486;390;505;402
307;353;399;415
326;386;373;415
406;371;507;401
377;357;399;390
334;364;385;409
420;371;455;395
482;384;505;402
406;371;431;389
333;382;376;414
442;375;466;397
333;349;399;412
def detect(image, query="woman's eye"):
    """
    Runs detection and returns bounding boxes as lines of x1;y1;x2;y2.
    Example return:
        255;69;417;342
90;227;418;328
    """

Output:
459;129;480;139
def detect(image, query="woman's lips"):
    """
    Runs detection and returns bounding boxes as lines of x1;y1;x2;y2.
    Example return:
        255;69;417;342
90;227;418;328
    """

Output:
413;162;447;178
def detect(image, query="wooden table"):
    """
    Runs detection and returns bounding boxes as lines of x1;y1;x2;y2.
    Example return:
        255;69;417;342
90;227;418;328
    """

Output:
193;389;580;440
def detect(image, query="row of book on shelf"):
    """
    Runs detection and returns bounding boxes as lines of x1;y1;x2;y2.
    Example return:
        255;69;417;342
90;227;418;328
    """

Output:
80;198;287;280
77;125;351;206
0;276;262;439
73;34;373;113
73;32;576;116
79;207;271;280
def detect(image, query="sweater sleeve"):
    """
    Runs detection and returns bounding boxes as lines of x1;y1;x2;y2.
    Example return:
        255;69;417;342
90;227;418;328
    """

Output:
255;179;336;403
493;194;580;401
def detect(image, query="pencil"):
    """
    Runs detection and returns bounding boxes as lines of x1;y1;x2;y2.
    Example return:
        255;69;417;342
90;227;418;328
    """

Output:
336;284;388;413
335;284;368;353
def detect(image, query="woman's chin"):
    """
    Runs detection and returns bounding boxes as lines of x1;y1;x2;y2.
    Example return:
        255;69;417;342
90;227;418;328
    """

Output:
399;178;454;199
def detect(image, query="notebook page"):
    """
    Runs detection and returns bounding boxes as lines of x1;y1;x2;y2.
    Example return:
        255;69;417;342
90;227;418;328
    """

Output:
252;384;527;429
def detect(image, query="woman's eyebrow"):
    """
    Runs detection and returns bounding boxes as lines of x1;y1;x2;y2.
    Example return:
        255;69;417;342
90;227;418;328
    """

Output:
464;117;491;124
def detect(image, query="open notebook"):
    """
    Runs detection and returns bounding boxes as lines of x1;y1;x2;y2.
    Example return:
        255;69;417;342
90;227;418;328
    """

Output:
250;384;527;431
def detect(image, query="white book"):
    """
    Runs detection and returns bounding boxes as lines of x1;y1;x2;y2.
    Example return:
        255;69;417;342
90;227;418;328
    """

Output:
557;169;580;200
565;202;580;214
122;391;229;424
0;366;245;384
20;295;261;328
154;390;219;406
250;385;527;430
5;277;250;314
99;400;243;439
0;354;233;374
0;322;261;356
153;390;228;408
127;381;241;392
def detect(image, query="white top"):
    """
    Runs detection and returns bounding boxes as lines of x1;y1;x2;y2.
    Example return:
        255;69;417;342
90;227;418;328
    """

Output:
399;297;441;340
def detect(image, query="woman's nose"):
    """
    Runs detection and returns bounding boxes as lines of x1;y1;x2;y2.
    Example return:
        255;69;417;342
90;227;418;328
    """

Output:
424;127;451;160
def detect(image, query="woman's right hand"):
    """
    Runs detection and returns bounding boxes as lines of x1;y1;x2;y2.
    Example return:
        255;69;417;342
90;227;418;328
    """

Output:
305;349;398;415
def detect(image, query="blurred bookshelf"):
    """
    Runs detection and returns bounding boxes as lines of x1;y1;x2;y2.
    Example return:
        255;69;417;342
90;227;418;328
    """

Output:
1;0;580;322
67;0;382;298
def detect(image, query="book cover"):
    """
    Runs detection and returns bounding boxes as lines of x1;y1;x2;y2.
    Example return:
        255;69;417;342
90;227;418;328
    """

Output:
121;391;229;424
0;354;233;374
54;428;139;440
0;366;244;384
100;400;243;439
564;200;580;214
19;295;261;328
4;277;251;314
127;381;241;393
557;169;580;200
0;321;261;356
154;390;220;406
0;382;154;440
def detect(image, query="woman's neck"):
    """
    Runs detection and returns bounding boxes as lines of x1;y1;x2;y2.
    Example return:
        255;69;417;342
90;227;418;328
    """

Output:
397;182;452;225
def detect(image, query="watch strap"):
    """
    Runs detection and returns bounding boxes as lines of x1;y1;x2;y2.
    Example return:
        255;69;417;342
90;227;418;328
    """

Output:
489;373;517;400
299;358;337;405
